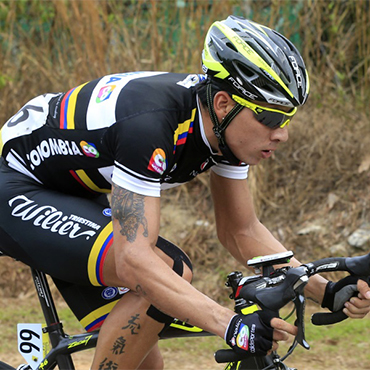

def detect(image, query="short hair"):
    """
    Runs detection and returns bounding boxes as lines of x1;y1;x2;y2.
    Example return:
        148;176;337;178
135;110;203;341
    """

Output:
195;78;231;108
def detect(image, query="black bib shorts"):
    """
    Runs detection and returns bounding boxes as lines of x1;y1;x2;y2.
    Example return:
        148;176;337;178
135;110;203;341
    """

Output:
0;158;190;332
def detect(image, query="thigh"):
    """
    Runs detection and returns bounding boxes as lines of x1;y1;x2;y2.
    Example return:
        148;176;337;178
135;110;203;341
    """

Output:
0;159;112;286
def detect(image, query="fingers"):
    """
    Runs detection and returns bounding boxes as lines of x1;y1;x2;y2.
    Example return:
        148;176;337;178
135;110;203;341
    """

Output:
357;279;370;300
267;340;279;355
343;280;370;319
271;317;298;337
266;318;297;355
266;340;279;355
270;317;297;350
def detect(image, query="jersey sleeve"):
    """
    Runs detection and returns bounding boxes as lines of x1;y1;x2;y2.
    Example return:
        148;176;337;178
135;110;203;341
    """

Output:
106;111;175;197
211;162;249;179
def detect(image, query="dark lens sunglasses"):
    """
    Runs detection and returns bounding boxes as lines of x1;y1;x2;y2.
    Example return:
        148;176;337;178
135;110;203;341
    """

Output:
232;95;297;129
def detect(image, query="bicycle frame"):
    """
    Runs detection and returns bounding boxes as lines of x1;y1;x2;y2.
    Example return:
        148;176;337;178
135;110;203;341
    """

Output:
30;267;98;369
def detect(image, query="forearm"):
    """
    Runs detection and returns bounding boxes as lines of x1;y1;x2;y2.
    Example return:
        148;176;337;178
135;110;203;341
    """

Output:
115;241;234;338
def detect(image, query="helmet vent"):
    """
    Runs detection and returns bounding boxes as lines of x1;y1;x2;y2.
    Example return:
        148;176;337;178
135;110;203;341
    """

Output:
253;76;268;88
261;84;275;94
234;61;254;78
225;42;238;53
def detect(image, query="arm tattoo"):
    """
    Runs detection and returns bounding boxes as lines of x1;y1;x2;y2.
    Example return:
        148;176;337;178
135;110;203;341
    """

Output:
135;284;147;297
111;186;148;243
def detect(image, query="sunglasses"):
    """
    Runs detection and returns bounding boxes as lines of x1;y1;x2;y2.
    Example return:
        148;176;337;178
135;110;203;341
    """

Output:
232;95;297;129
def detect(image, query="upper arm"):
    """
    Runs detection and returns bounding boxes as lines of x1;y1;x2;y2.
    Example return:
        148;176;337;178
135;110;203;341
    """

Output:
210;170;258;234
210;170;270;264
210;170;291;266
111;183;160;243
110;182;160;283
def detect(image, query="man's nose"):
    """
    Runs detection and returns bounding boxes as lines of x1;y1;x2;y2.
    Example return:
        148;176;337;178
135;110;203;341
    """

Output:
272;125;289;142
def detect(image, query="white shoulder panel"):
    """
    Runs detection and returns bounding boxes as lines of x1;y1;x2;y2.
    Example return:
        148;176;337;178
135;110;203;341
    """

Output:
85;72;167;130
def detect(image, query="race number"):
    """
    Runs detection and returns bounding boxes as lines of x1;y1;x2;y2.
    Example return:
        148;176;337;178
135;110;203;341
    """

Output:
17;323;48;370
1;94;57;148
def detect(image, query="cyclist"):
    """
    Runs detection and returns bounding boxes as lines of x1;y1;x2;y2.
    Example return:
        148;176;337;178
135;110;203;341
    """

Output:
0;16;369;370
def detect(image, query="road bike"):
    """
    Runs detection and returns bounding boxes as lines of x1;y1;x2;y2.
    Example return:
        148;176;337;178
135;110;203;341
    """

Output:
0;249;369;370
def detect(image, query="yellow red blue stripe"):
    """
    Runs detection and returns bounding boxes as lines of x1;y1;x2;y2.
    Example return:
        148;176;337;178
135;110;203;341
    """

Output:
88;223;114;286
80;301;118;332
69;169;111;194
59;83;87;129
173;109;196;154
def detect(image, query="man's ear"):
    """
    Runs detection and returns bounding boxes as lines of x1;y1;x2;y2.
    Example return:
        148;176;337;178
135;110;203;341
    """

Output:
213;91;236;119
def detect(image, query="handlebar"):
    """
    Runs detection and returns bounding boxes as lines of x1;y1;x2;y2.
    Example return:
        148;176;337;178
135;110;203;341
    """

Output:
215;251;370;366
304;253;370;325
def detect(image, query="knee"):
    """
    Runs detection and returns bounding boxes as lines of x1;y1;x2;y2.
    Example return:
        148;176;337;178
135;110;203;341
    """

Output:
149;352;164;370
138;346;164;370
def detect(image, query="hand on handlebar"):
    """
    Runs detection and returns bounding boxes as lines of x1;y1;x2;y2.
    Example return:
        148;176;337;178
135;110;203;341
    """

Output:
225;311;297;358
225;311;275;357
322;276;370;319
343;279;370;319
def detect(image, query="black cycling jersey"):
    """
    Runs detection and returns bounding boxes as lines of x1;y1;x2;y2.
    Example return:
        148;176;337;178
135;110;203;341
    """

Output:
0;72;248;198
0;72;249;331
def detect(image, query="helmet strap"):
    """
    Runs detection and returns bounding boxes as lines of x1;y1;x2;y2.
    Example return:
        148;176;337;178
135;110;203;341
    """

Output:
206;83;244;165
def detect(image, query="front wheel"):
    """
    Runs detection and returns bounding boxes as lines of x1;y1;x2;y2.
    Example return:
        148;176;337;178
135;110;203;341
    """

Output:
0;361;16;370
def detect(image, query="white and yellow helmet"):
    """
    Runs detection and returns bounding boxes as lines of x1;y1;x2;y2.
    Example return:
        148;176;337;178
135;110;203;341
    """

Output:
202;16;310;108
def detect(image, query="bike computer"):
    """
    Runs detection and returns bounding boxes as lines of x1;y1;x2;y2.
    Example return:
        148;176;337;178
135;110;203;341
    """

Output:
247;251;294;269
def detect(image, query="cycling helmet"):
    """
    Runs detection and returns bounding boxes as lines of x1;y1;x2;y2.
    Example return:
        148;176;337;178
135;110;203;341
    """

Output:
200;16;309;165
202;15;309;107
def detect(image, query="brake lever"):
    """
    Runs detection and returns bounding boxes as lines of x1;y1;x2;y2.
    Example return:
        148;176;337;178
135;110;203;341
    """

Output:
292;282;310;350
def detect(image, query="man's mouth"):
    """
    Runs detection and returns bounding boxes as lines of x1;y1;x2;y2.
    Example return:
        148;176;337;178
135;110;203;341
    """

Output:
261;150;273;159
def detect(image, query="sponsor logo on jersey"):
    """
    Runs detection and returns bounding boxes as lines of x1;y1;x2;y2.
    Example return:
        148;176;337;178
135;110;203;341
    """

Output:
170;163;177;173
249;324;256;353
25;139;83;170
80;141;100;158
200;159;209;171
102;287;118;300
8;195;99;240
176;74;206;88
96;85;116;103
147;148;167;175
